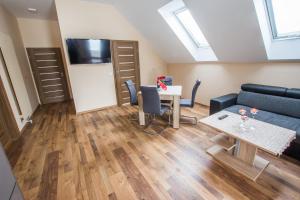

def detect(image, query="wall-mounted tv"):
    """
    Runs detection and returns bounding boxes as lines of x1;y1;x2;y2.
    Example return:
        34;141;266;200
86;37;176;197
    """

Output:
66;39;111;65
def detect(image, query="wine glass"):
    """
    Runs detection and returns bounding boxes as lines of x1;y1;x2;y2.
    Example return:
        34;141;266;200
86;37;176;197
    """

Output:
239;108;246;116
250;108;258;130
250;108;258;119
239;108;248;132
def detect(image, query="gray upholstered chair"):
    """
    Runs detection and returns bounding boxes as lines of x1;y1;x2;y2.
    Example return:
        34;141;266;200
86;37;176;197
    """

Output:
125;80;138;120
140;86;172;134
163;76;173;86
180;79;201;124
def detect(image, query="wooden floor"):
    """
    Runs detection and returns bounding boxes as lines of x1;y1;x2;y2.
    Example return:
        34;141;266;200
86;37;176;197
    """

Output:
4;102;300;200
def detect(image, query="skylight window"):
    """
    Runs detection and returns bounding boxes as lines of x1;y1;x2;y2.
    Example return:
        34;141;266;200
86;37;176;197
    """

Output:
174;8;209;48
158;0;217;61
265;0;300;39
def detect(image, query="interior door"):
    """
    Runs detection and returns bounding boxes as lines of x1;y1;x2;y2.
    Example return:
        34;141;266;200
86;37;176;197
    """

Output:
27;48;69;104
112;41;140;106
0;77;20;144
0;49;20;142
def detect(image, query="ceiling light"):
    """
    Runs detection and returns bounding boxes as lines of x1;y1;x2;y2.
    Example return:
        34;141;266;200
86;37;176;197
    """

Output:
27;8;37;14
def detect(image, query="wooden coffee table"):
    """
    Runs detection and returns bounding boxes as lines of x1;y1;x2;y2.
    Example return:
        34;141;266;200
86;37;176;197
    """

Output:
199;111;296;181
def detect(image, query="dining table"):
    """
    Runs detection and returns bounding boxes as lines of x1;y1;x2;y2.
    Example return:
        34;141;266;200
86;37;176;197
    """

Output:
137;85;182;128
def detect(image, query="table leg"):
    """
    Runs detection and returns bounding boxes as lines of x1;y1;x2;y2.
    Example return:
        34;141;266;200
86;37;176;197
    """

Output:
235;140;257;165
228;137;236;155
207;138;269;181
235;141;257;165
173;95;180;128
138;93;145;126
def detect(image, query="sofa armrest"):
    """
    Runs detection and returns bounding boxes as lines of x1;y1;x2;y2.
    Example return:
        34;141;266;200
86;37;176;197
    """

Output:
209;93;238;115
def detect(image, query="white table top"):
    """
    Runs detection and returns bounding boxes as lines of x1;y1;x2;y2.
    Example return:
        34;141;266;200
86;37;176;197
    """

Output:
139;85;182;96
199;111;296;156
158;85;182;96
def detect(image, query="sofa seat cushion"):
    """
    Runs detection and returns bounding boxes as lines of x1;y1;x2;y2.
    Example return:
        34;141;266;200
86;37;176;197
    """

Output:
225;105;300;144
237;91;300;118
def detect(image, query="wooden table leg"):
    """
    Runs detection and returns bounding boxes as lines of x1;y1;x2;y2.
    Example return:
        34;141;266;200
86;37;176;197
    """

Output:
173;95;180;128
228;137;236;155
138;93;145;126
207;138;270;181
236;140;257;165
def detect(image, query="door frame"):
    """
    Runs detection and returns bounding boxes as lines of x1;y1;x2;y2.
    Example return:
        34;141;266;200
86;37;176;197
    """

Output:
111;40;141;106
0;49;20;140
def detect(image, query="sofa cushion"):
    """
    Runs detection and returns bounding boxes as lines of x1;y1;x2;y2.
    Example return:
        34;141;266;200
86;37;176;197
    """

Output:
237;91;300;119
241;83;287;97
286;88;300;99
225;105;300;144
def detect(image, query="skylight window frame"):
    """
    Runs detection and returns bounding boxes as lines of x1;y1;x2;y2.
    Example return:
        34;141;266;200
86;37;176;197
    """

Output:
173;7;209;48
265;0;300;40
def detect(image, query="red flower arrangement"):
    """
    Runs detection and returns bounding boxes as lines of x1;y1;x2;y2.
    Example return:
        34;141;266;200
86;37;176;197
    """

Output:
157;76;167;90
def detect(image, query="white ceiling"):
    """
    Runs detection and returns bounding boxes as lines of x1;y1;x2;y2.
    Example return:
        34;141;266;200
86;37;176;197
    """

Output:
0;0;278;63
0;0;57;20
87;0;269;63
186;0;268;62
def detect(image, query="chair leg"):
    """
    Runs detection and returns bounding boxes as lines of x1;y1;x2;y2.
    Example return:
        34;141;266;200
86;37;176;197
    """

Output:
143;114;168;135
161;110;173;125
180;115;198;125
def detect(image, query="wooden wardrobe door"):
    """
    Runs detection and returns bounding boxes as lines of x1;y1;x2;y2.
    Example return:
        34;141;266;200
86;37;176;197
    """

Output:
27;48;69;104
112;41;140;106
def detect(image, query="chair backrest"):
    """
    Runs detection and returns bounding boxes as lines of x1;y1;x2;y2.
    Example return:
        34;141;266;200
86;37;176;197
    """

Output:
191;79;201;107
164;76;173;86
140;86;161;115
124;80;137;105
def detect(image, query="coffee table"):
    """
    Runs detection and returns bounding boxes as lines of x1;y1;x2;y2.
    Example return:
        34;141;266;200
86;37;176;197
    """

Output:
199;111;296;181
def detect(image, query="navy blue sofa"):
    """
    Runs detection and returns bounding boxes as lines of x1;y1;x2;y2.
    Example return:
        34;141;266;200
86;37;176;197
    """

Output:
210;84;300;161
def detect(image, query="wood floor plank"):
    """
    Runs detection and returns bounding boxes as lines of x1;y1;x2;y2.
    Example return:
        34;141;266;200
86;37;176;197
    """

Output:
167;175;204;200
109;172;138;200
108;192;117;200
113;147;160;200
37;151;59;200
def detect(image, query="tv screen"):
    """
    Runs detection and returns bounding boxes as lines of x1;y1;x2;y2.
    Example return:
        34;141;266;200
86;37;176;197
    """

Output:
66;39;111;64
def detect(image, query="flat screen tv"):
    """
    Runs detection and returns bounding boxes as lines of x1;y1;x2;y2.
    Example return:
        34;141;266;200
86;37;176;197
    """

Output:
66;39;111;64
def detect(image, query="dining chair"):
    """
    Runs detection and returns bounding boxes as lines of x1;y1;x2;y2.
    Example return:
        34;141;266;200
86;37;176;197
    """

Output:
140;86;172;134
164;76;173;86
180;79;201;125
124;80;138;121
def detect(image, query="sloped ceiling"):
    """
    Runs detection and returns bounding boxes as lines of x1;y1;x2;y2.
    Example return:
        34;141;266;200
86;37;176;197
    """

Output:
97;0;196;63
88;0;269;63
1;0;270;63
0;0;57;19
186;0;268;62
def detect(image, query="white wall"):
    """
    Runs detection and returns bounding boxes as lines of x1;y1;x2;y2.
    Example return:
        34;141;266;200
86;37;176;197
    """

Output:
17;18;62;48
0;6;39;130
55;0;167;113
168;62;300;106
